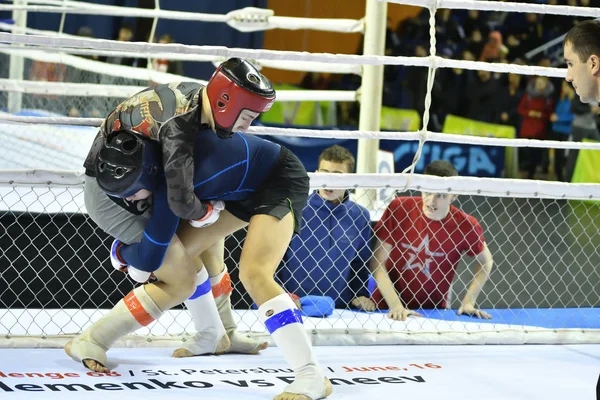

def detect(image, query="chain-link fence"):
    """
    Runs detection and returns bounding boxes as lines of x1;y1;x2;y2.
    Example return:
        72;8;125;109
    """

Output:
0;183;598;341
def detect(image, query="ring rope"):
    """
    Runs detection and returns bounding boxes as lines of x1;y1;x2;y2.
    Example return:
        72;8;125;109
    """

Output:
2;115;599;151
1;169;597;200
0;2;364;33
0;79;357;102
0;32;566;78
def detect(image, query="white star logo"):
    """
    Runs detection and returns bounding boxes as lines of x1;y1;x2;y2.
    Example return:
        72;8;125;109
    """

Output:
401;234;445;279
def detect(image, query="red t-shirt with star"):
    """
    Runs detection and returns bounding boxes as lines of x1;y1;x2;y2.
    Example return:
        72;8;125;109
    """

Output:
372;196;486;310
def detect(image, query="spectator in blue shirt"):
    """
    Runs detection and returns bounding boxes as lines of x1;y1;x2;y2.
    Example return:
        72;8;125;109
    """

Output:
278;145;375;311
550;80;575;181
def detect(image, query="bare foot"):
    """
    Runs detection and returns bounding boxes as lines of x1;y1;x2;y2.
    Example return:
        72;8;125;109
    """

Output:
245;341;269;355
64;340;109;373
273;377;333;400
172;348;195;358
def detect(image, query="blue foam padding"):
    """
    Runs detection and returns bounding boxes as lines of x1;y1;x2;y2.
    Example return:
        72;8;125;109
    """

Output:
13;110;61;117
363;307;599;329
300;295;335;318
250;296;336;318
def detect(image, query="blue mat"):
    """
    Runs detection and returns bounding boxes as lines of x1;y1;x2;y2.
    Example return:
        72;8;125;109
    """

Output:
364;308;599;329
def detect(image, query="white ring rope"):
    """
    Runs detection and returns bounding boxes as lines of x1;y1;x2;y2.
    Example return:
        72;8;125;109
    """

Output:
310;173;600;200
0;3;365;33
8;0;600;24
0;32;566;78
1;169;598;200
0;4;226;21
0;47;193;85
402;2;440;185
387;0;600;17
0;115;103;126
2;115;599;151
0;24;362;75
0;79;357;102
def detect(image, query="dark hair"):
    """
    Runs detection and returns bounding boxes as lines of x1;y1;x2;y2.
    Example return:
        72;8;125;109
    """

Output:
159;34;174;43
76;26;94;38
318;145;355;172
564;20;600;63
424;160;458;177
119;22;134;33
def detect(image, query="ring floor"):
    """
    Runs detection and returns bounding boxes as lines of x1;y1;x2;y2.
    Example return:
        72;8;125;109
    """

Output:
0;344;598;399
1;308;598;399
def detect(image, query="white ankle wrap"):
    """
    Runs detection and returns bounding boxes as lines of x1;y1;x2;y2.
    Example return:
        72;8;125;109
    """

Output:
183;269;226;354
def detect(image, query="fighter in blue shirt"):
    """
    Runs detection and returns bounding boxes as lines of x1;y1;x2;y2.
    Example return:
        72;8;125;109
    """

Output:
67;58;332;400
102;126;281;274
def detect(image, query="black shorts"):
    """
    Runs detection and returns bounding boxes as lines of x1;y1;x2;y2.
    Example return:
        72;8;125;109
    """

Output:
225;146;309;234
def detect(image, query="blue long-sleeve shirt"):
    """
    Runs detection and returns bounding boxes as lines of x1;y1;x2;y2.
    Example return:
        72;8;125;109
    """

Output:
552;97;574;135
277;192;372;307
119;130;281;272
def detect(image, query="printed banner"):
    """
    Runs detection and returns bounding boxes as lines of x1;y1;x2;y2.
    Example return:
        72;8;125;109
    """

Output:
376;149;396;208
260;91;420;131
259;84;336;126
442;115;516;139
380;107;421;131
570;139;600;215
0;350;441;397
442;114;516;177
0;344;595;399
571;139;600;185
379;140;505;178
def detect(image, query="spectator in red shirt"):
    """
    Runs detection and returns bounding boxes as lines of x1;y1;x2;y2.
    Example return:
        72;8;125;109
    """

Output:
370;160;494;321
517;76;555;178
479;31;509;63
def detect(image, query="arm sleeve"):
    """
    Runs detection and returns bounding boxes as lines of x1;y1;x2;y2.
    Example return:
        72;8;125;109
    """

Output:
464;216;486;257
160;118;208;221
119;181;181;272
347;211;374;300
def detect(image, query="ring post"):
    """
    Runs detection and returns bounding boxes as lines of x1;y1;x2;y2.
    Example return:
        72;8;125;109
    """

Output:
355;0;387;210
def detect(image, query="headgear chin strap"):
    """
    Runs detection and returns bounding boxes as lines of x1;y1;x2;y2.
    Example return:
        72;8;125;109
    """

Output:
96;129;162;198
207;58;275;139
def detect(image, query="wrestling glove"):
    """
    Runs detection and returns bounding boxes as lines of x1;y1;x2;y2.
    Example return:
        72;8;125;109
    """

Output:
189;200;225;228
110;239;152;283
110;239;128;272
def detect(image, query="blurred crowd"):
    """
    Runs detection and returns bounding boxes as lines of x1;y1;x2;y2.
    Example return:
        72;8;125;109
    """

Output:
21;1;600;181
302;2;600;181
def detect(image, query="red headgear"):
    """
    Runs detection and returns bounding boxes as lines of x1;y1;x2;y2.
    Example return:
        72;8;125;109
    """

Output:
207;58;275;139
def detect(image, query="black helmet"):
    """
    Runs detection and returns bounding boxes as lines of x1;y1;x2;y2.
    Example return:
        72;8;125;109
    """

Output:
96;129;162;198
